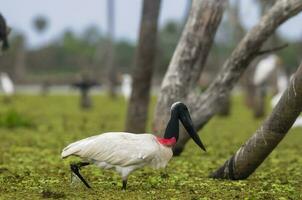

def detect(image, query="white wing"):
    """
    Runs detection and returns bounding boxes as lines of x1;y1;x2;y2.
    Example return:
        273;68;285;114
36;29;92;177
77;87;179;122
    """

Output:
61;132;161;167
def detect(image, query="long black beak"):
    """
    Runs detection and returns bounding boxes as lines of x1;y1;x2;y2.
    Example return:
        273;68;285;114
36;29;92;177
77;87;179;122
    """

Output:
179;109;206;152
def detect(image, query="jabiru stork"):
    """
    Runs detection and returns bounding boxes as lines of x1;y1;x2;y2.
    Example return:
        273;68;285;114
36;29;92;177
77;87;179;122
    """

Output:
61;102;206;190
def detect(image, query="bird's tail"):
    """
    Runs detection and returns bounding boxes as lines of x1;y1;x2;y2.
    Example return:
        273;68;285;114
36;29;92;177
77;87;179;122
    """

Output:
61;142;79;159
61;137;91;158
61;135;98;159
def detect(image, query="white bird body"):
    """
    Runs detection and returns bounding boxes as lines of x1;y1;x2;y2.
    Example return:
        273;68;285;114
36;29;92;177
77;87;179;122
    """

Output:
121;74;132;99
62;132;173;178
61;102;206;189
271;72;288;108
0;72;14;95
253;54;279;86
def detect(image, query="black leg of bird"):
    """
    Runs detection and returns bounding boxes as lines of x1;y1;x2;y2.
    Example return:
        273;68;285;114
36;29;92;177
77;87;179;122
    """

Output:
78;162;90;168
70;162;91;188
122;180;127;190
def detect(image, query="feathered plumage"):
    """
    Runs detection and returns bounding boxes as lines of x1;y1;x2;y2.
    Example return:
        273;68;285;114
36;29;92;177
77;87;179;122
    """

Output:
62;132;173;170
61;102;206;190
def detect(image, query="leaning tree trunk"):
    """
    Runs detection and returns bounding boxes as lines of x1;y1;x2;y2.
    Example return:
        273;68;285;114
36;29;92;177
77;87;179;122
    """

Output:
170;0;302;155
211;62;302;179
153;0;226;140
125;0;161;133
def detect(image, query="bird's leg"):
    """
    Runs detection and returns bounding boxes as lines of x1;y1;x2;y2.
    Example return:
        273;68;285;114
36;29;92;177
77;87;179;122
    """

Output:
78;162;90;169
122;179;127;190
162;168;169;179
70;162;91;188
121;169;130;190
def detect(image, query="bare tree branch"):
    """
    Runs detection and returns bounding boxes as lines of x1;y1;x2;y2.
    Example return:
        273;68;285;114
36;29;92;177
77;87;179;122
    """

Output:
211;62;302;179
172;0;302;155
153;0;226;137
256;43;288;56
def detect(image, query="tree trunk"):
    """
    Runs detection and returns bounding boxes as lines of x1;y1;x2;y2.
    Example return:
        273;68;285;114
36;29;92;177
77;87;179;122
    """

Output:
81;89;91;109
242;61;257;109
254;83;266;118
217;92;231;116
251;0;276;118
228;0;255;111
153;0;226;138
211;62;302;179
14;37;26;83
106;0;118;98
171;0;302;155
217;0;243;117
228;0;245;41
125;0;161;133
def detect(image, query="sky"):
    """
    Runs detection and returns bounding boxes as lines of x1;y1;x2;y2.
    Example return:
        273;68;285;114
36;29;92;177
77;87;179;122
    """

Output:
1;0;302;48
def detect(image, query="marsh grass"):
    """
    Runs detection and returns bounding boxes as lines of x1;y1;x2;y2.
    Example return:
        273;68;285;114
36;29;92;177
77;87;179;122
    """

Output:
0;109;34;129
0;95;301;199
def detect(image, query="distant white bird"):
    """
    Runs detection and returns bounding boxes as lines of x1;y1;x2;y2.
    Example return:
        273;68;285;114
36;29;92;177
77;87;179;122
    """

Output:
253;54;279;86
271;71;288;108
121;74;132;99
252;55;302;128
0;72;14;95
61;102;206;190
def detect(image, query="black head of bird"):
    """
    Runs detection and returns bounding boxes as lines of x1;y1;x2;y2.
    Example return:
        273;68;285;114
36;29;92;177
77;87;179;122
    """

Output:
164;101;206;151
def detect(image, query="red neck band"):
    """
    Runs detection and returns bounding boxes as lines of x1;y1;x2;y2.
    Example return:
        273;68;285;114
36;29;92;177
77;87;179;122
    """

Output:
156;137;176;147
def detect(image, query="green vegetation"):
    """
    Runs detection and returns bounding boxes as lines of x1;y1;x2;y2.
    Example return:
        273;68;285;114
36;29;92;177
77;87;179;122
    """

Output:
0;95;301;199
0;109;34;129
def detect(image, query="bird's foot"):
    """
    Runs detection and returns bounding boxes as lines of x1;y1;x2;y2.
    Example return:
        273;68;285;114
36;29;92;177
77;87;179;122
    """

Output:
122;180;127;190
